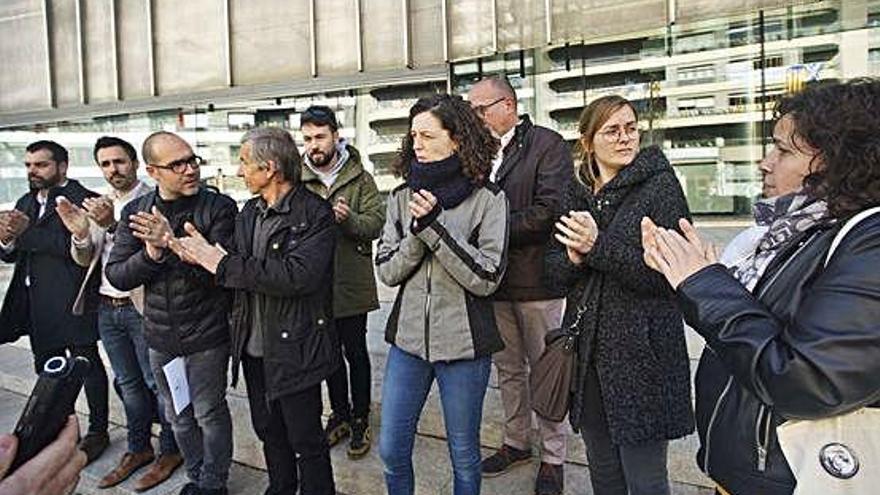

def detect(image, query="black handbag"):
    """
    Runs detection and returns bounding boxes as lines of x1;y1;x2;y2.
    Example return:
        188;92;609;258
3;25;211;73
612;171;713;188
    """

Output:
530;276;598;422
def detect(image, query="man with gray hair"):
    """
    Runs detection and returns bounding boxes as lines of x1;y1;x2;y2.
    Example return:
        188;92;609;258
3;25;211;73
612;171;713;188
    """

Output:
168;127;340;494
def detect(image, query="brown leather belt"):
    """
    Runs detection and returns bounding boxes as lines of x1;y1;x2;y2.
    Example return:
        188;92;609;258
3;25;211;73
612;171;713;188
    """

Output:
100;295;133;307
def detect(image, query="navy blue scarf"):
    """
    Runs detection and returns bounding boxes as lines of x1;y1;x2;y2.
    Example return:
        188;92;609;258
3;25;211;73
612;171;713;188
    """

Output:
406;154;474;210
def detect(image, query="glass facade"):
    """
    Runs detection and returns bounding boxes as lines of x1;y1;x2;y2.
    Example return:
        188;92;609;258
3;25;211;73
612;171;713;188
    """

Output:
1;0;877;215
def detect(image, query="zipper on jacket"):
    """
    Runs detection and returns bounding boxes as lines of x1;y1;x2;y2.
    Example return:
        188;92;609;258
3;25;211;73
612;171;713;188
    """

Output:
703;376;734;475
424;253;432;361
755;404;773;472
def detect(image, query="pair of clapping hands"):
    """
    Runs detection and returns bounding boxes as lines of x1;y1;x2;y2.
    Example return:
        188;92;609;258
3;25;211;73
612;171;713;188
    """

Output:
55;196;115;242
0;211;30;245
641;217;720;289
126;207;224;274
552;208;720;289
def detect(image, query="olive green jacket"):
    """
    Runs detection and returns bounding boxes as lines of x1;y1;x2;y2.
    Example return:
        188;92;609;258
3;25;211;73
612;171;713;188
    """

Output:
302;145;384;318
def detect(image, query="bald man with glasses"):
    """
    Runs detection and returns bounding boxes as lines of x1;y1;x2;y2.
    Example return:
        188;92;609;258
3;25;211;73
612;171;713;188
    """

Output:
106;131;238;495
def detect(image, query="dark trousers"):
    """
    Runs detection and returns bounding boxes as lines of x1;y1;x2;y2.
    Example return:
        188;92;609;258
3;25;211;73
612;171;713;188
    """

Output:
580;365;670;495
36;344;109;434
243;355;335;495
326;314;371;420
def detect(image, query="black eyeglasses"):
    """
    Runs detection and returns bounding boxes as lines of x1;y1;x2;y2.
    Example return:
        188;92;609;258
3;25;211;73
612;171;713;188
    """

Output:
471;97;506;117
151;155;205;174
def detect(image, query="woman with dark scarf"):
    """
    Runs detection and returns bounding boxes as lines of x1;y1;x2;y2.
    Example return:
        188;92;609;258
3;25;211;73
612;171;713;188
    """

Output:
375;94;508;495
642;79;880;495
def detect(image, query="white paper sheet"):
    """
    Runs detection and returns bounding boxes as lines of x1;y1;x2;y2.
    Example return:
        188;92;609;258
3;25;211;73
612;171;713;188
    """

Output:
162;357;191;415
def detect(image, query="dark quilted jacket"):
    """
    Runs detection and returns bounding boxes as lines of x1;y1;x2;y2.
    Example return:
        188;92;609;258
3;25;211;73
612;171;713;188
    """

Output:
106;187;237;356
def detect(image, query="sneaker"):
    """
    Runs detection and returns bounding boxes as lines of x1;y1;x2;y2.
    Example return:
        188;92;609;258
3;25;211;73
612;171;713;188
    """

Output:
347;417;372;459
98;450;155;488
79;431;110;465
481;444;532;477
324;414;350;448
534;462;564;495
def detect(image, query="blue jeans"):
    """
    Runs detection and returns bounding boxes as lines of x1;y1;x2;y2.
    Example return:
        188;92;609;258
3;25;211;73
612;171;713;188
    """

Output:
379;346;491;495
98;302;176;454
150;345;233;490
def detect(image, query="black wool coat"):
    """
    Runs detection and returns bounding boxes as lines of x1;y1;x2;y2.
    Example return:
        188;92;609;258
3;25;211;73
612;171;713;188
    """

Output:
0;179;100;360
544;146;695;445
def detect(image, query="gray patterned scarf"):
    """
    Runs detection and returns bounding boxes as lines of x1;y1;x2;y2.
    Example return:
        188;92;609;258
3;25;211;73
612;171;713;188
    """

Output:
731;193;832;291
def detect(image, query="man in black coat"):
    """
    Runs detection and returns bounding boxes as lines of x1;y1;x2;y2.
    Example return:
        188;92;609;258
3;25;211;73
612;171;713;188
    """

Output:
105;131;238;495
0;140;111;463
468;76;571;495
168;127;339;495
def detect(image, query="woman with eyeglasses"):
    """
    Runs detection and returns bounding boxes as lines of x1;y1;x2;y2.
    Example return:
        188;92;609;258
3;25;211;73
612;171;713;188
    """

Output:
543;95;694;494
375;93;508;495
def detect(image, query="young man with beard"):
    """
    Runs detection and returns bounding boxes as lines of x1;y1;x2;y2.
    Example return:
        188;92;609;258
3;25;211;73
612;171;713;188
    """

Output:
105;131;237;495
57;136;182;491
299;106;384;458
0;140;111;464
168;127;339;494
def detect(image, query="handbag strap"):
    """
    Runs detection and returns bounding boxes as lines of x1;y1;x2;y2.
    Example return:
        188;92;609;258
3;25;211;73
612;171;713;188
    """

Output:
567;276;598;332
824;206;880;267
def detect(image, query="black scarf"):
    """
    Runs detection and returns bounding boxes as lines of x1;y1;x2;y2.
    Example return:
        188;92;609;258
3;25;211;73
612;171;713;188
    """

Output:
406;154;474;210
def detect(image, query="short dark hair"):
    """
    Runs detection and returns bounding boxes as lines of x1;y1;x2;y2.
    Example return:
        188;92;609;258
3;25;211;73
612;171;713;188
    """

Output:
391;94;498;185
26;140;68;165
775;78;880;219
300;105;339;132
93;136;137;163
241;127;302;184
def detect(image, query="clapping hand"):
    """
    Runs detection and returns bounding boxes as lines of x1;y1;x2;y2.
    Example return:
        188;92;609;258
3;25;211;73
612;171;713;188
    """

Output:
333;196;351;224
409;190;437;219
641;217;719;289
166;222;226;274
554;211;598;265
82;197;115;229
55;197;90;241
129;207;173;261
0;210;29;245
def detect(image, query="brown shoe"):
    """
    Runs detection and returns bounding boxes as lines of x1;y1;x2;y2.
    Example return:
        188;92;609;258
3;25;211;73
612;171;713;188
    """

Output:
98;451;155;489
133;453;184;492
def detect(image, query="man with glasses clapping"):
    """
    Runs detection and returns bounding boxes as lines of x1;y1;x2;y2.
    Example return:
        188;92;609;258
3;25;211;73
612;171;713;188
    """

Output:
105;131;238;495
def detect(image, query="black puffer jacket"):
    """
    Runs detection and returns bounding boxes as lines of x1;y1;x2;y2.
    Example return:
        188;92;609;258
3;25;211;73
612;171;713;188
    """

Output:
677;213;880;495
218;185;341;401
106;187;237;356
544;146;694;444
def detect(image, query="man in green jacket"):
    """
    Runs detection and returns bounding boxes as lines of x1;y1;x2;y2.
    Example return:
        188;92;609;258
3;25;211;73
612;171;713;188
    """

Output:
300;105;385;459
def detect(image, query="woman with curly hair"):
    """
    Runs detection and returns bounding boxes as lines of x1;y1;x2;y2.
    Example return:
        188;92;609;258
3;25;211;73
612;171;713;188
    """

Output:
544;95;694;495
375;93;508;495
642;78;880;495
